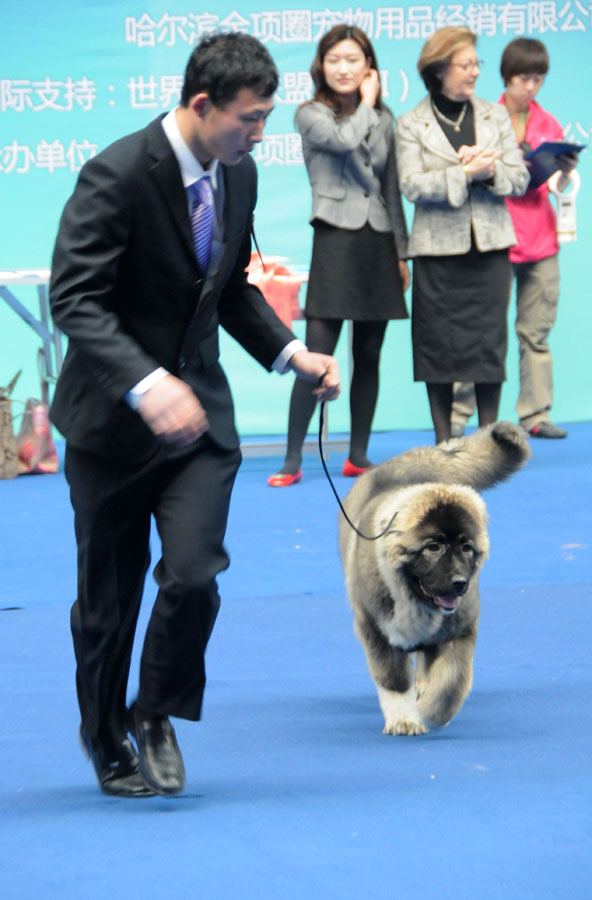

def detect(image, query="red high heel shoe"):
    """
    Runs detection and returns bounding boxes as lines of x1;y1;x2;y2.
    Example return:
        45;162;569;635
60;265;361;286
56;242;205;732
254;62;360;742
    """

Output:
267;469;302;487
342;459;369;478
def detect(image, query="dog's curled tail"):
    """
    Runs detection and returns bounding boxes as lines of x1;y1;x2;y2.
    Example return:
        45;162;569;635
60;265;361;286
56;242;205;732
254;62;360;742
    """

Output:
346;421;531;509
435;420;532;492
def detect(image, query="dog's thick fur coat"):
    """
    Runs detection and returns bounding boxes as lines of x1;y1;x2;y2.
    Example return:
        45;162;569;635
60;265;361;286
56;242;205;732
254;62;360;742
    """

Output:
339;422;531;735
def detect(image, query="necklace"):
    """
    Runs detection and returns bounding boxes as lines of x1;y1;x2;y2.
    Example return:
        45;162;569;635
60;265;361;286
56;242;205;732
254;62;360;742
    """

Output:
512;108;529;144
432;100;468;132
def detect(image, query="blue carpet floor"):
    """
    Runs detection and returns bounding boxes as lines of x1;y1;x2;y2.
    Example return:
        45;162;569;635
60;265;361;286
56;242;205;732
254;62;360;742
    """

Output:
0;423;590;899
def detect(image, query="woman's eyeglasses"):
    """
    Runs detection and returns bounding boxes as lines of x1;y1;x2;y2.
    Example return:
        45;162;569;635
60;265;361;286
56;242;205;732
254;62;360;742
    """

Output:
450;60;484;72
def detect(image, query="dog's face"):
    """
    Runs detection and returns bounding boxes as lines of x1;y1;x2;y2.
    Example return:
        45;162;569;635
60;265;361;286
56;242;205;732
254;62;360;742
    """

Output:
400;500;485;616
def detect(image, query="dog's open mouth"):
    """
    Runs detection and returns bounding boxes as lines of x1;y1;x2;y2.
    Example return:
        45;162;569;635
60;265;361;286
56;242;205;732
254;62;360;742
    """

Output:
419;582;461;614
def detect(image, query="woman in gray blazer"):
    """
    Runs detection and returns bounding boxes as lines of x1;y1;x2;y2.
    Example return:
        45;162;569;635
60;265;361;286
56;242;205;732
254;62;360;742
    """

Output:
268;25;409;486
395;26;529;443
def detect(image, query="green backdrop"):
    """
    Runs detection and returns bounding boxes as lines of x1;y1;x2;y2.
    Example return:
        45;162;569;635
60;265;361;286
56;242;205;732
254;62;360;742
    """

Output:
2;0;591;436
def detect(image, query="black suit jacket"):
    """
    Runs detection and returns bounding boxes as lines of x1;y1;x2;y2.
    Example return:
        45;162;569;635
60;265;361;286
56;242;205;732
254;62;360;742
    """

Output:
49;115;295;463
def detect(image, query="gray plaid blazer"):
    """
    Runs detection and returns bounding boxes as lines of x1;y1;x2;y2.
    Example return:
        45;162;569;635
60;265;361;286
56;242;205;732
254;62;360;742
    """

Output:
395;95;529;257
295;101;408;259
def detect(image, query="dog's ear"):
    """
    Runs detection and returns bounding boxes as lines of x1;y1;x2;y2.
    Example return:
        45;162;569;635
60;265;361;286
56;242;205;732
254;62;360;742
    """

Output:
443;485;490;561
470;500;490;560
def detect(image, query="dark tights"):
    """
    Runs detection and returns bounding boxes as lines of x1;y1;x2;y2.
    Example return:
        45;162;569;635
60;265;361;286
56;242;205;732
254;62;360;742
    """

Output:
278;318;387;475
426;381;501;444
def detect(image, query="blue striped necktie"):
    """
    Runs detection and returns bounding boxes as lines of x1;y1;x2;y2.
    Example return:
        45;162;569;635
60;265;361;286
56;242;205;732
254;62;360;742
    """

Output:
190;176;214;273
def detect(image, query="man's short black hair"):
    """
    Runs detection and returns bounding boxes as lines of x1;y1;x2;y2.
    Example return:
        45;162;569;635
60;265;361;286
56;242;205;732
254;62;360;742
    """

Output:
181;31;279;108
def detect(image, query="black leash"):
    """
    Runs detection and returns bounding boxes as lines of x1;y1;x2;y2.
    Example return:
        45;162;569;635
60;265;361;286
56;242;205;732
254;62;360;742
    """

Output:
318;400;398;542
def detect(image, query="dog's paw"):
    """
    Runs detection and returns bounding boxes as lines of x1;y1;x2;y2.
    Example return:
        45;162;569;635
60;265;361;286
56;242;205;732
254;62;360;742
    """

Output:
377;684;429;736
383;716;429;736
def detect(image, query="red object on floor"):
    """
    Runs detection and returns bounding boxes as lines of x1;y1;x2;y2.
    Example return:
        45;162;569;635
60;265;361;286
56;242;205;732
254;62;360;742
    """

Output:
16;401;59;474
267;469;302;487
342;459;369;477
247;253;304;329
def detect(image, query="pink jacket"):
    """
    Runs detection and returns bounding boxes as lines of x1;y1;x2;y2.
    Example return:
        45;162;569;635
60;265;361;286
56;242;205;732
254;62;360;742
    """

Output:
499;96;563;264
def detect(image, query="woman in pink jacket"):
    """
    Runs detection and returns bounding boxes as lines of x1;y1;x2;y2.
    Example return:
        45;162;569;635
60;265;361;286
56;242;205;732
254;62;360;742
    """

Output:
500;37;579;438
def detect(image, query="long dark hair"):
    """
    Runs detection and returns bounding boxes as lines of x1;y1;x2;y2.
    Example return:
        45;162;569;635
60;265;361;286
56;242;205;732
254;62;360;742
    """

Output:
309;25;382;114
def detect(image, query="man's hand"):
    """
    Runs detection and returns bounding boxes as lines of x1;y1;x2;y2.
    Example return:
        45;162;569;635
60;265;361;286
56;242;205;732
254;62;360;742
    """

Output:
137;375;209;446
288;351;341;401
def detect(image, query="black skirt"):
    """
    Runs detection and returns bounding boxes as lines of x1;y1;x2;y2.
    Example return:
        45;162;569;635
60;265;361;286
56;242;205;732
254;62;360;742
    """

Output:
304;220;408;321
412;243;511;382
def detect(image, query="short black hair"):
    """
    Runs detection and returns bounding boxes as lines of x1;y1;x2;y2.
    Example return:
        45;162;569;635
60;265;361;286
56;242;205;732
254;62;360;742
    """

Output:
181;31;279;108
500;38;549;83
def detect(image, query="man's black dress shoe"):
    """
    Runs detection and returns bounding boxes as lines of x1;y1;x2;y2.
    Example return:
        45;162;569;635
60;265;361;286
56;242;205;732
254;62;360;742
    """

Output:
79;726;156;797
128;703;186;795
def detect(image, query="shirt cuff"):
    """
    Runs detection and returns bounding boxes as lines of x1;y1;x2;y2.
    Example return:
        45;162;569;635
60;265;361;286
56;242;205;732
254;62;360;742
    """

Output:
272;340;308;374
125;367;170;410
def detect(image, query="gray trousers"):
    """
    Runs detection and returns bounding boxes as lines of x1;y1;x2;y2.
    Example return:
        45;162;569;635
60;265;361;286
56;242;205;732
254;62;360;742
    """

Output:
452;254;560;429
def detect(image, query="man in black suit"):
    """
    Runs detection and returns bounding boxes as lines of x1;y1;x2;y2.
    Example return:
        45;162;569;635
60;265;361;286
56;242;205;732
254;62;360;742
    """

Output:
49;32;340;798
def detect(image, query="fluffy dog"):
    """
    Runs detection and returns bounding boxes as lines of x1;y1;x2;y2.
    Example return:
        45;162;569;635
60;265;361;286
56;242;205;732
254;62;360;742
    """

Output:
339;422;531;736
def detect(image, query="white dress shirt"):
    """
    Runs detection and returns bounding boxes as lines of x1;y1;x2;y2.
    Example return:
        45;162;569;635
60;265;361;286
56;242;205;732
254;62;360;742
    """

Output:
126;109;305;409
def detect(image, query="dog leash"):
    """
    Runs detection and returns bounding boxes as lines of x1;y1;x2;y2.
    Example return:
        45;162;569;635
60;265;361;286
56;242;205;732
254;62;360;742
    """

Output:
318;400;398;542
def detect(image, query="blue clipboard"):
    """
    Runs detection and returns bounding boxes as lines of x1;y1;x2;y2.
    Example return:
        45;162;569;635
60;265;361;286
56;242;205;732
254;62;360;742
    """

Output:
524;140;585;189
